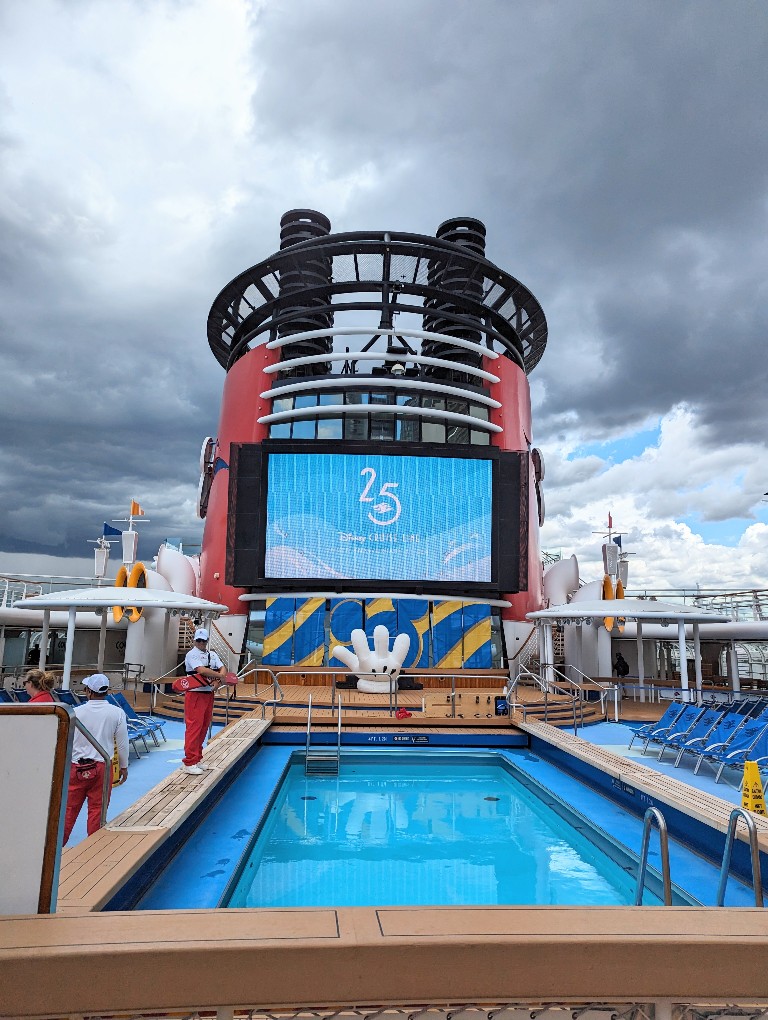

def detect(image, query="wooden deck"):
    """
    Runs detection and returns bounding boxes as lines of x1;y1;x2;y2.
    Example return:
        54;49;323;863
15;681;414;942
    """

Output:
7;704;768;1015
517;717;768;852
57;716;271;913
149;681;616;727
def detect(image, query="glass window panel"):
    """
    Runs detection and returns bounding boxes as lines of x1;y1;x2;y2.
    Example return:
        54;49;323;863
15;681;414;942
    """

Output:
370;413;394;440
270;422;291;438
371;391;394;404
422;396;446;411
447;424;470;444
396;393;417;406
317;418;343;439
318;391;341;406
396;415;420;441
295;393;318;409
468;403;490;420
272;397;293;414
446;398;469;416
470;429;490;445
345;391;369;404
292;418;317;439
422;420;446;443
344;414;368;440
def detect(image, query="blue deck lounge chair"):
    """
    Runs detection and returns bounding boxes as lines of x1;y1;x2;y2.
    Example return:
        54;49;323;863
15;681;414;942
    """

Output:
106;693;154;752
693;710;768;782
639;703;704;755
10;688;30;702
683;700;761;772
628;701;687;752
656;705;726;763
713;725;768;784
109;690;166;743
53;688;81;707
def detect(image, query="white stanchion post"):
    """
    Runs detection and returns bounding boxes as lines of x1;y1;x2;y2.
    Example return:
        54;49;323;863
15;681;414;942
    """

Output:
678;620;690;702
39;610;50;671
61;606;77;691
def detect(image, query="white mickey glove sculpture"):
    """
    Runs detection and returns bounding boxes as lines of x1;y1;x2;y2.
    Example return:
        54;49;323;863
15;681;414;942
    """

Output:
332;625;411;694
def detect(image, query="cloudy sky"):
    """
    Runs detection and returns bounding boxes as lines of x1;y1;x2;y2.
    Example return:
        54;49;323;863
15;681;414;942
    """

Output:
1;0;767;591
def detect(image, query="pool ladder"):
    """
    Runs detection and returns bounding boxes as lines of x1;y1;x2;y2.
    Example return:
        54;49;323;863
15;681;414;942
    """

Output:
305;694;342;776
635;806;765;907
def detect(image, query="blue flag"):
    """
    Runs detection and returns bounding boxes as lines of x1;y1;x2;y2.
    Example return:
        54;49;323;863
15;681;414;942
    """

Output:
613;535;622;549
103;523;122;538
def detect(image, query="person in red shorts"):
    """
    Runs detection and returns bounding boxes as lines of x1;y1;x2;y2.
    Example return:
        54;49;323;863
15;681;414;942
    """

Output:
181;628;225;775
63;673;128;844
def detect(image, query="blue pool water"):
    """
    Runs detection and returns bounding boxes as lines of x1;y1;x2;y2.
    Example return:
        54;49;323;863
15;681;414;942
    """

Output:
224;760;660;908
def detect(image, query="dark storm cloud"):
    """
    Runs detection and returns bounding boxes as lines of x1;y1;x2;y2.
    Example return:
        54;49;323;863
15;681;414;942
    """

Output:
0;0;766;566
0;196;219;558
248;0;768;438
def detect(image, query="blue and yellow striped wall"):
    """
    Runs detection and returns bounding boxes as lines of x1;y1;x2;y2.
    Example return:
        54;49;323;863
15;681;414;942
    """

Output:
262;598;493;668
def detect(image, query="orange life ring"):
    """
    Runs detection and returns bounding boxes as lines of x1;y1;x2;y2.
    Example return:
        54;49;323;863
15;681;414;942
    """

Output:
112;565;128;623
615;579;625;633
602;574;615;631
125;562;147;623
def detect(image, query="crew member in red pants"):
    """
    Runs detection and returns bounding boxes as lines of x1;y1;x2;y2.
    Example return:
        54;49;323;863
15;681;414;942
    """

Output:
63;673;129;844
181;628;225;775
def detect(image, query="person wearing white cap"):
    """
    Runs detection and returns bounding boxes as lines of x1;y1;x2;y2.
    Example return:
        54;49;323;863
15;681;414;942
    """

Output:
181;628;225;775
63;674;129;844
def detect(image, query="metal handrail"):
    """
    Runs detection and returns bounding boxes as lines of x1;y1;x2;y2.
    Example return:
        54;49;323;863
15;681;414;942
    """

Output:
518;664;583;731
562;662;618;716
283;668;505;718
635;807;672;906
304;693;313;762
336;694;342;772
716;807;764;907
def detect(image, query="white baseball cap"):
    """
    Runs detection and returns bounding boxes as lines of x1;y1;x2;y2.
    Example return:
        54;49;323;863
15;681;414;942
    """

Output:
83;673;110;693
194;628;209;641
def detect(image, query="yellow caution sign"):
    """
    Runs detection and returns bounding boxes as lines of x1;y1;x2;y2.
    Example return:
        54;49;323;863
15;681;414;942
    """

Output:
741;761;766;816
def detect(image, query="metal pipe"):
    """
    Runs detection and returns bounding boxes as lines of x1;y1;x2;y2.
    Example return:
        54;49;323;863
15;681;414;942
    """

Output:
635;807;672;906
716;807;764;907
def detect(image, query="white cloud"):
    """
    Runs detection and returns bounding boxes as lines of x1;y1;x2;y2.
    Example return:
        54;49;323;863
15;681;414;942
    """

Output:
540;405;768;588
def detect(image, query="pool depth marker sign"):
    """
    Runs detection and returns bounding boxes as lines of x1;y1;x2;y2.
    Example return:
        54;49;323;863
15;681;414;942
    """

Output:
741;761;766;816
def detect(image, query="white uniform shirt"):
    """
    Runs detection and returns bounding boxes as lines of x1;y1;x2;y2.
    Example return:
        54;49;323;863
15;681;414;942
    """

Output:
72;699;129;769
184;647;224;692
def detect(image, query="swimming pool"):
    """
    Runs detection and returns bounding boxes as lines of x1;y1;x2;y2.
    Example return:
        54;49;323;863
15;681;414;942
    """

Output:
223;757;671;907
125;744;762;912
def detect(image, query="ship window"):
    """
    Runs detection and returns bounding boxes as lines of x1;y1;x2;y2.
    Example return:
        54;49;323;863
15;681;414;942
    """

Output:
345;391;369;405
396;415;420;441
370;411;395;441
422;419;446;443
396;393;416;406
371;391;393;404
295;393;318;409
292;418;317;439
344;414;368;440
272;397;293;414
318;391;341;406
317;418;343;439
422;396;445;411
470;429;490;445
270;423;291;438
468;403;490;421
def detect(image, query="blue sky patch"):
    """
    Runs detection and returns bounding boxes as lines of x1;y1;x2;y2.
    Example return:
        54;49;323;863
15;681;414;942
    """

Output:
567;424;661;464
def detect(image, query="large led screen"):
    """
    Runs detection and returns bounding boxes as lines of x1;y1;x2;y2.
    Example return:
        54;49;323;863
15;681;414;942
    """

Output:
264;452;492;582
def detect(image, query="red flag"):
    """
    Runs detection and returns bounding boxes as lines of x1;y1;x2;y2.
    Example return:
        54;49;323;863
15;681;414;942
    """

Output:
608;512;613;529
